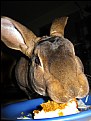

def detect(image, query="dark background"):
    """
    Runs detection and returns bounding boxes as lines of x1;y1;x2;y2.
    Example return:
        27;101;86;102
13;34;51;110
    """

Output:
1;1;91;105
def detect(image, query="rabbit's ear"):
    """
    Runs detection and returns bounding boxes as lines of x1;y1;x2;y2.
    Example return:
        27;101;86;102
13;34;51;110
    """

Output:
1;16;40;57
50;17;68;37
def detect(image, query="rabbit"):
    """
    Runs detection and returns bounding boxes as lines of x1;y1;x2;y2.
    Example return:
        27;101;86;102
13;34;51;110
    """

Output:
1;16;89;103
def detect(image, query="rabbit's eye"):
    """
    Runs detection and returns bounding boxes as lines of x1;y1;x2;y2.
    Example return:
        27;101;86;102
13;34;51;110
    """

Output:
35;55;41;66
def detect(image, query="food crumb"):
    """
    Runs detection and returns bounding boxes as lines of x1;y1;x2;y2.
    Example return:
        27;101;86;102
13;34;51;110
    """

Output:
21;112;24;115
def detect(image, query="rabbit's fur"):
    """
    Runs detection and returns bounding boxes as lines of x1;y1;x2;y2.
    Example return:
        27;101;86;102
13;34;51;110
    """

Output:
1;16;89;103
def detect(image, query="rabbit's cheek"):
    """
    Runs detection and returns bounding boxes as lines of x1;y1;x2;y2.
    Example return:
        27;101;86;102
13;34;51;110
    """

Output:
34;66;44;83
77;73;89;98
32;66;46;96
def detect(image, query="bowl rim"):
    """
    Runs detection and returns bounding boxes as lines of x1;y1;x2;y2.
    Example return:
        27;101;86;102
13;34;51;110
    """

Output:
1;95;91;121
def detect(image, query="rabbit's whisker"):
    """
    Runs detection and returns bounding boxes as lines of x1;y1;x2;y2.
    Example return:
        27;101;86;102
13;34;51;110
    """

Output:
85;74;91;78
85;74;91;80
74;43;83;46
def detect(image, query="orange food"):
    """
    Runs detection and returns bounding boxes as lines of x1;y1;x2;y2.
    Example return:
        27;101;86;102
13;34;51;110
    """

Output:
33;98;79;119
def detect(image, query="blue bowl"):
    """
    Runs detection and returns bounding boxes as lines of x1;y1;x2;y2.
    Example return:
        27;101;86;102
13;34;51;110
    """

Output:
1;95;91;121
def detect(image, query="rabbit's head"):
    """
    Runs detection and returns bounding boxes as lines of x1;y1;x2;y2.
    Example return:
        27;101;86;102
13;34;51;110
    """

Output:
1;16;89;103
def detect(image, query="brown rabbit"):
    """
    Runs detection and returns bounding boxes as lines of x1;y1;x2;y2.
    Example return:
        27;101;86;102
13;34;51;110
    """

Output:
1;16;89;103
